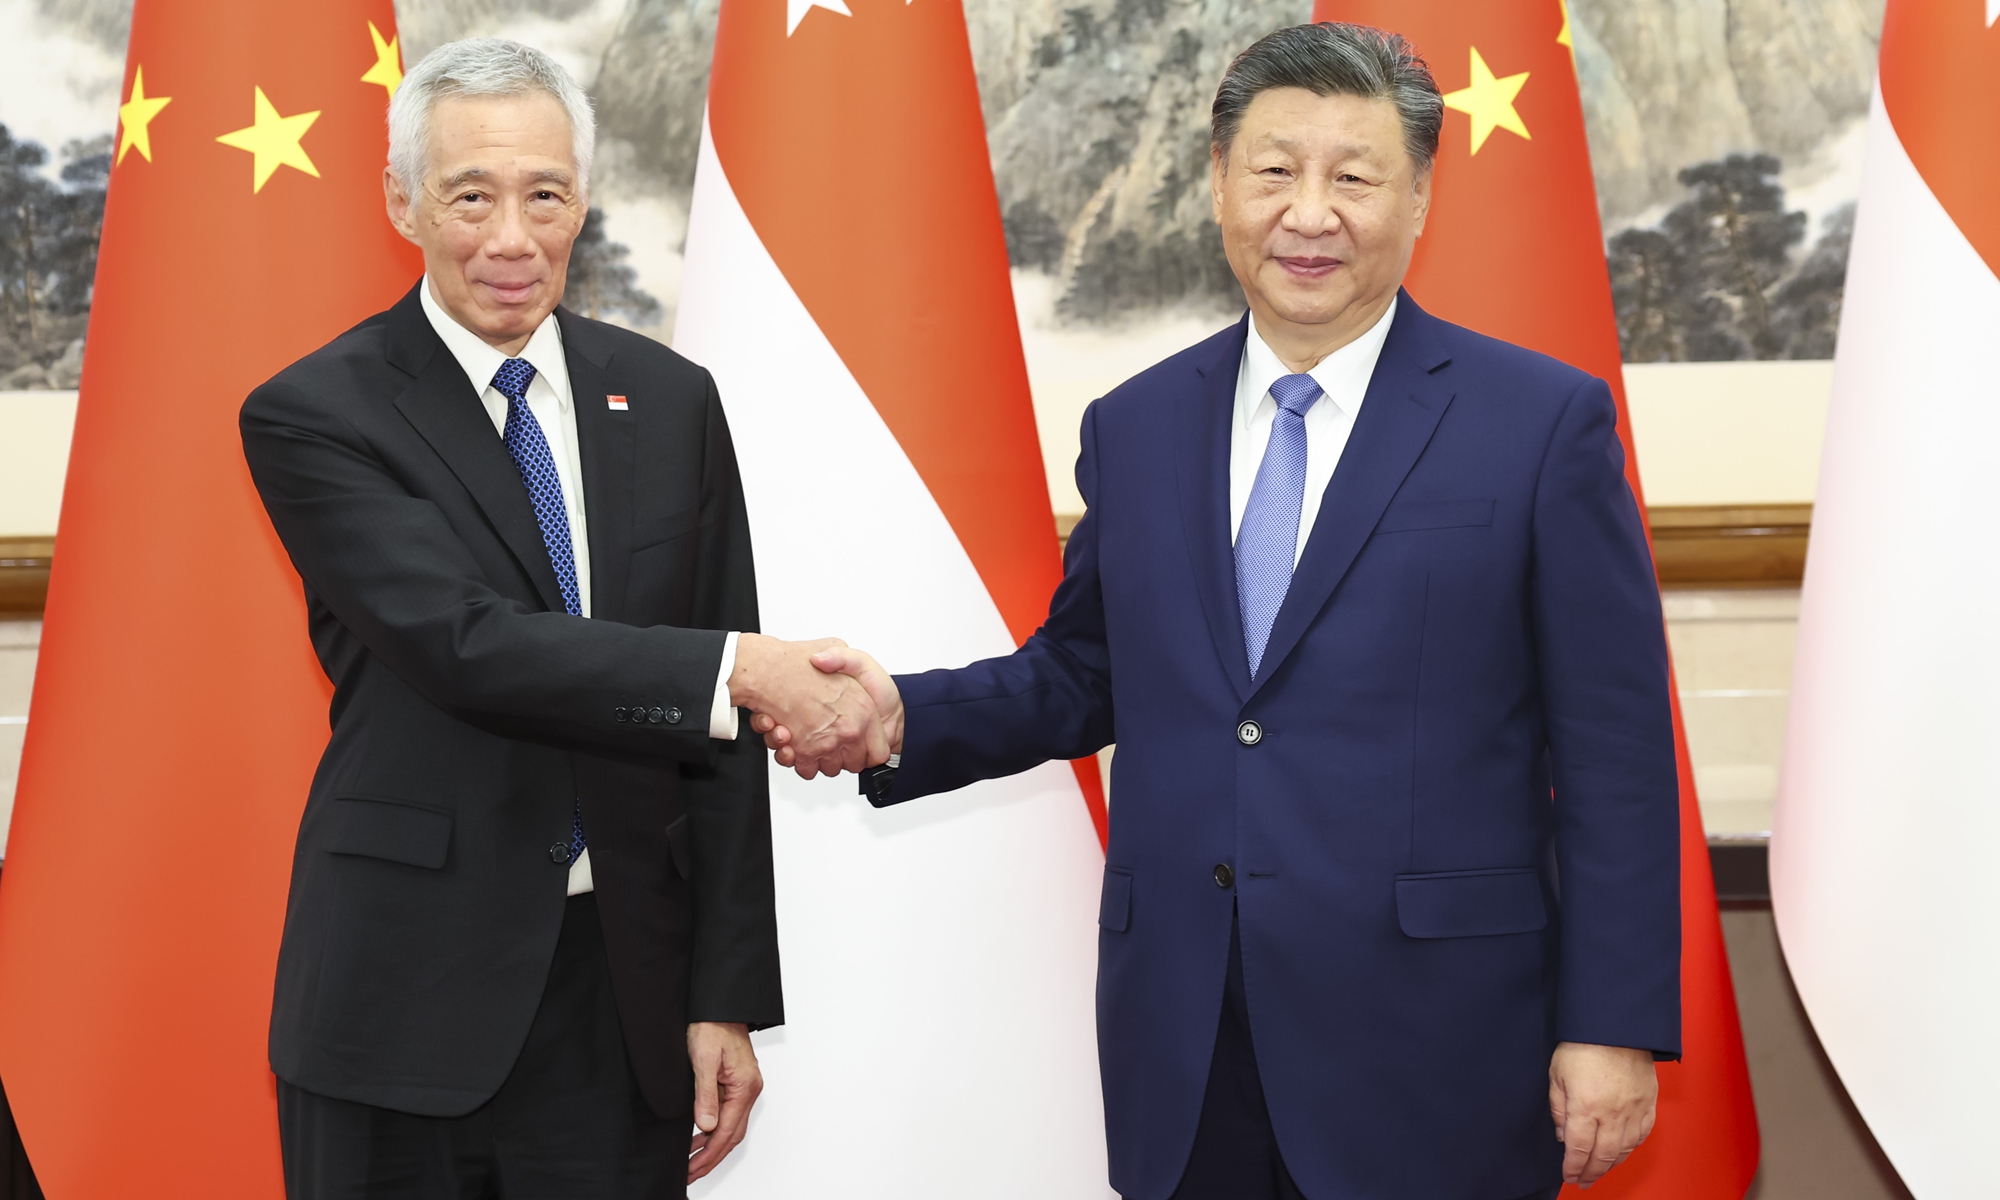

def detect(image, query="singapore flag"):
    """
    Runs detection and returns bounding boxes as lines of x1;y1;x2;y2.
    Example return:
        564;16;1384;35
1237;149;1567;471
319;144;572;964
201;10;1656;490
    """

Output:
674;0;1113;1196
1773;3;2000;1197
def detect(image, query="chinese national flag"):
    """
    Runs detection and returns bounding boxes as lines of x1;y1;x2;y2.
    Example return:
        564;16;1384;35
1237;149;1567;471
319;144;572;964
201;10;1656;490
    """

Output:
1309;2;1761;1197
0;2;419;1195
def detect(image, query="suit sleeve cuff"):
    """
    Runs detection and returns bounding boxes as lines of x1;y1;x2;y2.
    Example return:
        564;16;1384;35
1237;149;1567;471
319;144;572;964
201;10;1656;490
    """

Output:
710;631;741;740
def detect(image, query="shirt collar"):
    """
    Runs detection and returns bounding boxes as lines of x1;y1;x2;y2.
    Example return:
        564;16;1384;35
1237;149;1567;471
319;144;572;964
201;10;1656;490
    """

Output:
1237;294;1398;424
419;274;571;408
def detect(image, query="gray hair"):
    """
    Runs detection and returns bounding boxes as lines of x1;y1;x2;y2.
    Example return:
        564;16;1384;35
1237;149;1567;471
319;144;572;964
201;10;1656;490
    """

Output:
388;38;596;195
1211;23;1443;174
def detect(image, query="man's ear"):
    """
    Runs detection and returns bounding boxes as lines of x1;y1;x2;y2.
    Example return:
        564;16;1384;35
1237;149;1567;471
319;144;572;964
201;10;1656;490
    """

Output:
1210;145;1228;225
1411;164;1433;238
383;167;420;244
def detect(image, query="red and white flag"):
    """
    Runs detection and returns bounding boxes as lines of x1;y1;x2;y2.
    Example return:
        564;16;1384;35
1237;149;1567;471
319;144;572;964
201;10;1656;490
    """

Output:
1774;4;2000;1196
673;0;1111;1194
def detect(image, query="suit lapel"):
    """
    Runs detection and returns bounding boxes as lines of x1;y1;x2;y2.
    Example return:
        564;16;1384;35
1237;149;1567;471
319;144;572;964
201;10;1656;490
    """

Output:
1247;294;1455;701
1177;316;1254;703
384;286;569;614
558;309;635;626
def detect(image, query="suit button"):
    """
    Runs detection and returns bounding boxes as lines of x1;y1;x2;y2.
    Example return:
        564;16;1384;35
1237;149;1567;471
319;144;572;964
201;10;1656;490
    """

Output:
648;707;665;724
1214;864;1234;889
614;707;629;722
665;706;683;725
549;843;572;864
1236;720;1262;746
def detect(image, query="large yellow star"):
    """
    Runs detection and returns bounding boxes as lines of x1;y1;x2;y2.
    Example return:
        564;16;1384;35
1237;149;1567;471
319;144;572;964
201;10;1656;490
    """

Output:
116;66;172;165
362;21;403;98
1442;47;1532;155
1557;0;1574;51
216;87;322;193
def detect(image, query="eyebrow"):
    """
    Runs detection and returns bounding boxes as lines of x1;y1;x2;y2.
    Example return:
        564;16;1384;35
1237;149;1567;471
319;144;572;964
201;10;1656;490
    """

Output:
437;167;574;190
1261;135;1373;159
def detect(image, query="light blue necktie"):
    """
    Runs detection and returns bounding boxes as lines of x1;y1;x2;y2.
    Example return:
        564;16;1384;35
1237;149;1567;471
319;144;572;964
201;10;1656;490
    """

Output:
1235;373;1324;679
492;358;587;863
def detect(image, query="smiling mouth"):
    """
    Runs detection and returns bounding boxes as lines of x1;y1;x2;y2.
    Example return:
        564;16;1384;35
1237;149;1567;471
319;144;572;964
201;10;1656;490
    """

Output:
1276;256;1343;277
480;279;541;303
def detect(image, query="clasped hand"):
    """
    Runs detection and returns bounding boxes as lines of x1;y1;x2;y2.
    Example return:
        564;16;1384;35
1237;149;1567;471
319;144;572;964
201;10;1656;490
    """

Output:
729;634;902;778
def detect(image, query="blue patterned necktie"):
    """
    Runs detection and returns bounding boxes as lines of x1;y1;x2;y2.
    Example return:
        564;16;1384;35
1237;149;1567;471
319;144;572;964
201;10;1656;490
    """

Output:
491;357;587;862
1235;372;1324;679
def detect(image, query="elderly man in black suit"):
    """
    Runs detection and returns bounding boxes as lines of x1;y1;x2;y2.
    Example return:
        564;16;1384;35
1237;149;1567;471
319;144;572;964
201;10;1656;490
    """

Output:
240;37;886;1200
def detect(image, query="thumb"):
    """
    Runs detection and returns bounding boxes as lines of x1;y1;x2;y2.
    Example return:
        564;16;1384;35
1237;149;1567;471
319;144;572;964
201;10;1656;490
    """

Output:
810;647;870;677
694;1052;720;1133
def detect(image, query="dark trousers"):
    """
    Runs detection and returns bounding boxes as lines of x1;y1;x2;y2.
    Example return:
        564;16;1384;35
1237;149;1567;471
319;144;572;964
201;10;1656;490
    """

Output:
1156;912;1562;1200
278;895;685;1200
1162;912;1307;1200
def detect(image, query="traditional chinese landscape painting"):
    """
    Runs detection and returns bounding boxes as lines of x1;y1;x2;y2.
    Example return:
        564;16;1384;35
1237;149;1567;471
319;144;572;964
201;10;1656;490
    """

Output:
0;0;1884;402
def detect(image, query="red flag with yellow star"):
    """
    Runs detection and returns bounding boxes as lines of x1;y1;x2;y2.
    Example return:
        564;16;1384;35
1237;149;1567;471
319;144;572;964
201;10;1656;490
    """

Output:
1308;2;1760;1197
0;2;419;1194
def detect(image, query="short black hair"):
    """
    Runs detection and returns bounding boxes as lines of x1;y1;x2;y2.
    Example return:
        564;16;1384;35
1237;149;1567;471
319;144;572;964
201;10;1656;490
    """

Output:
1211;23;1443;173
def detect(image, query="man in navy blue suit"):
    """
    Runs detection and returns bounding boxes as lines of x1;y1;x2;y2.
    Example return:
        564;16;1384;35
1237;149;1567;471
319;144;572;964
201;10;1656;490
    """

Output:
760;22;1678;1200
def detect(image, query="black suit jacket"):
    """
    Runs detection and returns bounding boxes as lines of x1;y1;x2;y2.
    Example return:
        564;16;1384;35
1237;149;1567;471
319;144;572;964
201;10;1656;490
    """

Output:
241;283;782;1120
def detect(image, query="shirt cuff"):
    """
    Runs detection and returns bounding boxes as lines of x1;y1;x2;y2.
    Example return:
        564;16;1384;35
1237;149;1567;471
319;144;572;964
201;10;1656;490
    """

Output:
710;631;741;740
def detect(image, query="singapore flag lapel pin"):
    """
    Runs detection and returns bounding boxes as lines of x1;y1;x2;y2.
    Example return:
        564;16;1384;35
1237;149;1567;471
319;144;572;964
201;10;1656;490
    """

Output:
606;394;629;411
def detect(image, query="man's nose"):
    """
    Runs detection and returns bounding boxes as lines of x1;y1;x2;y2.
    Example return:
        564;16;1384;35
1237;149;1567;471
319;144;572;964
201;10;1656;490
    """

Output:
1282;178;1343;238
487;197;537;256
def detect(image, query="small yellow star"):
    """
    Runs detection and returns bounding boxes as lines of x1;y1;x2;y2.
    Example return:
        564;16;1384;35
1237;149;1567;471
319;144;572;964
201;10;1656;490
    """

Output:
116;66;172;165
1557;0;1574;51
1442;47;1531;155
361;21;403;98
216;87;322;193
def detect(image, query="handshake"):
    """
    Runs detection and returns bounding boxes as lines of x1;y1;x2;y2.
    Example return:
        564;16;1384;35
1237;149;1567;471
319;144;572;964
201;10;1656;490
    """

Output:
726;633;903;779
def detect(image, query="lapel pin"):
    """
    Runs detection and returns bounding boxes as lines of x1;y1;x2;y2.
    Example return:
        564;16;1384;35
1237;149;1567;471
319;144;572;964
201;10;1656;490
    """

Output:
606;394;629;411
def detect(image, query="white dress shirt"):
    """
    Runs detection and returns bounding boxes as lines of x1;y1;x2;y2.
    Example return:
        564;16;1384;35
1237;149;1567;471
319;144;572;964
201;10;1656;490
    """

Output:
420;278;740;895
1229;296;1398;567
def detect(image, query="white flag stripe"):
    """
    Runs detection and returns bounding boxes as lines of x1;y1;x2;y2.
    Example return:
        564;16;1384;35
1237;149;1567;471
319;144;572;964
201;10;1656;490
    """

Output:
675;117;1114;1199
1773;84;2000;1200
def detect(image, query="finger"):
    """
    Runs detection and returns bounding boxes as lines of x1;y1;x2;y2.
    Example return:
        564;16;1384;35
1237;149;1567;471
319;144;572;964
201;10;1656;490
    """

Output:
688;1132;724;1183
862;707;891;766
693;1036;759;1182
751;712;776;734
1562;1114;1599;1185
810;647;866;675
838;730;872;775
689;1127;730;1182
711;1077;755;1159
1549;1077;1569;1143
693;1054;720;1134
1583;1120;1625;1185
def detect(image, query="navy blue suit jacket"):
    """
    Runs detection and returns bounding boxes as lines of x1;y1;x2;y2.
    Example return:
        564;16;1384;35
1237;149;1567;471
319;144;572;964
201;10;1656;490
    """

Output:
887;294;1681;1200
